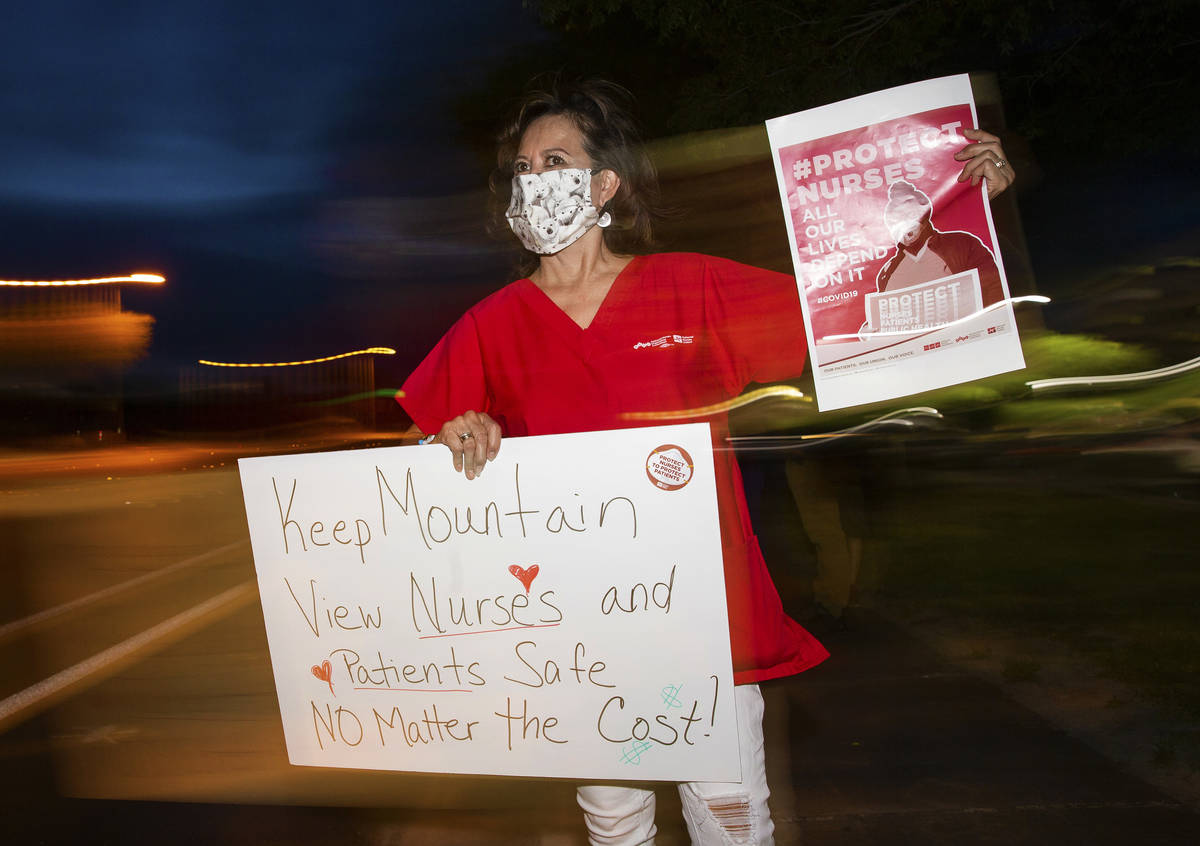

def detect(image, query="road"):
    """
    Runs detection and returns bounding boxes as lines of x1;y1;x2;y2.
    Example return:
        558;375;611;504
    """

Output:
1;442;1198;844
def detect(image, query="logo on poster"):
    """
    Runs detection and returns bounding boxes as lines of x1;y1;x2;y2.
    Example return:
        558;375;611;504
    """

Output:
646;445;694;491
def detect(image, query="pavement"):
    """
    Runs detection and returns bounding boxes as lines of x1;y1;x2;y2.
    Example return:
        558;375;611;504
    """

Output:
0;429;405;485
5;609;1199;845
3;443;1198;843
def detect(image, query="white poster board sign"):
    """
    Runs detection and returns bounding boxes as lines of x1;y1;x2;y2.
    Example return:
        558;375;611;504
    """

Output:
238;423;740;782
766;74;1027;410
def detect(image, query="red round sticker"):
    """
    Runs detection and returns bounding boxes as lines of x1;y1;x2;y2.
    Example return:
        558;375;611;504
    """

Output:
646;444;694;491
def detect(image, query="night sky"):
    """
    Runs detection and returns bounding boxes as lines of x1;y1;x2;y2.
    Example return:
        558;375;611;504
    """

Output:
3;2;1197;394
0;1;546;382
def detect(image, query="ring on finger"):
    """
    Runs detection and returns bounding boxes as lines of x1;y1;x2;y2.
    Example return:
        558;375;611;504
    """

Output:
993;158;1007;169
459;432;474;443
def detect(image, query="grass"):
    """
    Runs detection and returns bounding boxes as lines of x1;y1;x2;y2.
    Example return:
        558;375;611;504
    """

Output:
733;328;1193;438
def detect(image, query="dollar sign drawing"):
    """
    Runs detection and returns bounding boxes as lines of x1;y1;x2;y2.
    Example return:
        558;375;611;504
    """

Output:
660;683;683;709
619;739;654;765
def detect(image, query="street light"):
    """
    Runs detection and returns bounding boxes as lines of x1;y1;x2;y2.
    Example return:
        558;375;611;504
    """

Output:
0;273;166;287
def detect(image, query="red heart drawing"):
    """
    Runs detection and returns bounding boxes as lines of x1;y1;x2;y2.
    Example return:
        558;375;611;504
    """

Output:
311;659;334;696
508;564;539;594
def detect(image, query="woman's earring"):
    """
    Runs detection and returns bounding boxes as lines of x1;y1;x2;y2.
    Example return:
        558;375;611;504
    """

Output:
597;210;612;228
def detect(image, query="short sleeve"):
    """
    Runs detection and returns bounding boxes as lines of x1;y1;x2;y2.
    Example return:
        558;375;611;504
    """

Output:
969;239;1004;307
702;255;809;389
397;311;490;434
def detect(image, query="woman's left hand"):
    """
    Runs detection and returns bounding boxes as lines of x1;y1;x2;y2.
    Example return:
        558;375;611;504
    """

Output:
954;128;1015;200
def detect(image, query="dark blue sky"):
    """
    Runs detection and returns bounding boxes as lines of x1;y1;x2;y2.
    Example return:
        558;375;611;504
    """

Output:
0;1;545;377
5;2;1195;387
1;1;539;205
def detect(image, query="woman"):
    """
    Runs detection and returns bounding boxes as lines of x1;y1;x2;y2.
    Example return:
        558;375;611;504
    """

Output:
399;79;1014;845
876;179;1004;307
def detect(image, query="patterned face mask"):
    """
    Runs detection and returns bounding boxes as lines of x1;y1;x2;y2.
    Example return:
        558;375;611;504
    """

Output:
506;168;601;255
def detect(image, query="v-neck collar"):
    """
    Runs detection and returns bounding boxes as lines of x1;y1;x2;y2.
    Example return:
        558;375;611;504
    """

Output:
516;255;644;340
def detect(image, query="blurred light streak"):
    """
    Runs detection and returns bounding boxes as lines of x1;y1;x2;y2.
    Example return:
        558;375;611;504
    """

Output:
0;273;165;287
0;581;257;734
1026;354;1200;392
820;295;1051;342
0;540;248;646
726;407;944;453
199;347;396;368
620;384;808;421
306;387;406;406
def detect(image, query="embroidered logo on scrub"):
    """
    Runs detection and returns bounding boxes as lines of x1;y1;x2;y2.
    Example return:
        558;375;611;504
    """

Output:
633;334;695;350
646;444;694;491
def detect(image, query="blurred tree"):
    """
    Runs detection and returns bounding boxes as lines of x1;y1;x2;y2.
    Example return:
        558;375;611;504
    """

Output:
451;12;708;172
461;0;1196;164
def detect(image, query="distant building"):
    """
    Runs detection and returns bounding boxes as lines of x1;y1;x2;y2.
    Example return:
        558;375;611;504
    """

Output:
0;277;155;440
179;348;393;433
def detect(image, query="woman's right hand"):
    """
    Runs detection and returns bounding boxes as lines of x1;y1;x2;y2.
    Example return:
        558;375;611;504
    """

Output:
433;410;502;480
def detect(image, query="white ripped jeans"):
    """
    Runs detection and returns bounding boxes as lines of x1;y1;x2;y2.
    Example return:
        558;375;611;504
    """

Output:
576;684;772;845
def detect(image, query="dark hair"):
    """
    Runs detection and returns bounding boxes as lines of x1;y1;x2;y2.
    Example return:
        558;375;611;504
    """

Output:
490;76;664;270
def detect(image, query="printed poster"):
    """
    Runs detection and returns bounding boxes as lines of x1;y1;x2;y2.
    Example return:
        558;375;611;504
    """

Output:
766;74;1026;410
238;423;740;782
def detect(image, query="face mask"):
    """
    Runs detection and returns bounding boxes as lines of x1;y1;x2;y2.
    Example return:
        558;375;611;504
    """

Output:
506;168;601;255
888;216;924;247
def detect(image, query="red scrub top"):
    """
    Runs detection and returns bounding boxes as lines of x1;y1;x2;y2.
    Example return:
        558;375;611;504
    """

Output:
400;252;828;684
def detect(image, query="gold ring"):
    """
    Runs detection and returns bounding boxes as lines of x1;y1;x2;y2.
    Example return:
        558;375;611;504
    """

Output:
994;158;1007;169
459;432;474;442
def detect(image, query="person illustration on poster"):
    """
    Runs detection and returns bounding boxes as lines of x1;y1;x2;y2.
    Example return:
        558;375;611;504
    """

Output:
875;179;1002;308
